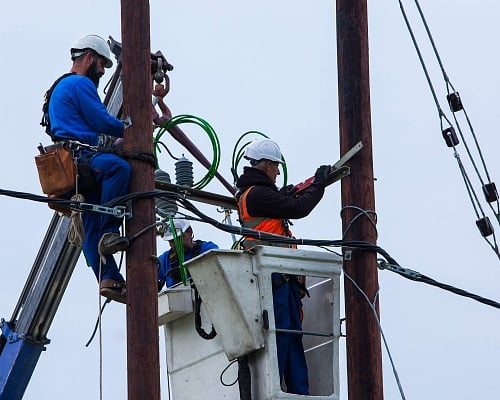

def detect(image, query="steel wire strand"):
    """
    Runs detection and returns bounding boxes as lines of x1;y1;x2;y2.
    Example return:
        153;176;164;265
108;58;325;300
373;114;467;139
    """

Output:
413;0;496;193
398;0;500;255
410;0;500;226
398;0;486;197
340;207;406;398
340;206;378;239
344;271;407;400
398;0;486;219
397;0;448;121
454;152;500;258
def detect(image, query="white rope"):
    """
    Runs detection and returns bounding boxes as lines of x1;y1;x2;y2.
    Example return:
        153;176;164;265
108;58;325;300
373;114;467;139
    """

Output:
68;164;85;247
98;258;104;400
68;193;85;247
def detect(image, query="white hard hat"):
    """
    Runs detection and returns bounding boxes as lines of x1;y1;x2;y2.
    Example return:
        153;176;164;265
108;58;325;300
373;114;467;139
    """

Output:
244;139;283;163
163;217;191;241
71;34;113;68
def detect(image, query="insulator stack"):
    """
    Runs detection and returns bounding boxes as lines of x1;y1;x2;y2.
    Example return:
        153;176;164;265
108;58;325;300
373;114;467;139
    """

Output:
154;169;178;218
175;156;194;187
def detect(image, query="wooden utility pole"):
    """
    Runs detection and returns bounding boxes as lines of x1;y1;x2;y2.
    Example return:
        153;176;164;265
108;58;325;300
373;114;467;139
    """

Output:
121;1;160;400
336;1;384;399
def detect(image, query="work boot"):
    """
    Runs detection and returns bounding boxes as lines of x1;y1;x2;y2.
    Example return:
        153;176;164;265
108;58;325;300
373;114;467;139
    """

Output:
98;232;129;256
99;279;126;304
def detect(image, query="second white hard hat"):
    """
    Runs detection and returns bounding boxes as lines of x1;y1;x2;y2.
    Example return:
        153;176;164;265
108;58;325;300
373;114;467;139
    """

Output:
71;34;113;68
163;217;191;241
244;139;283;163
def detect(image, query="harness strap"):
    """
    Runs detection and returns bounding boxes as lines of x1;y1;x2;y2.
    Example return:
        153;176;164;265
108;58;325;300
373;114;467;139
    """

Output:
41;73;76;140
76;152;98;192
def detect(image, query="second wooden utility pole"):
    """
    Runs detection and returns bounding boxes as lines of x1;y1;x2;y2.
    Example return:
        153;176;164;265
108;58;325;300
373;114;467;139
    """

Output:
121;1;160;399
336;0;384;399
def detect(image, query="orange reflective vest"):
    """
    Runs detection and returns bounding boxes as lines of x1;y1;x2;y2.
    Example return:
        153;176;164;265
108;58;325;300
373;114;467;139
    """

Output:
238;186;294;248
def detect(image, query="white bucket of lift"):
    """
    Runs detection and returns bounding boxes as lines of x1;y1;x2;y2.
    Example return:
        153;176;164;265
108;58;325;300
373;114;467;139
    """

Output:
186;249;265;360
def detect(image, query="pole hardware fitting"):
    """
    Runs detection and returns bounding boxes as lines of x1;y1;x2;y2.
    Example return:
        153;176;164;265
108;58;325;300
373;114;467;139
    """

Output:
377;259;421;280
343;250;352;261
262;309;269;330
17;334;50;346
340;317;346;337
80;203;132;219
483;182;499;203
446;92;463;112
7;332;19;344
442;126;459;147
476;217;494;238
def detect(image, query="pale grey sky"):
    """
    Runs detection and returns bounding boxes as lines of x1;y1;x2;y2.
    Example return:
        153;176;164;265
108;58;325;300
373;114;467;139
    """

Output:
1;1;499;399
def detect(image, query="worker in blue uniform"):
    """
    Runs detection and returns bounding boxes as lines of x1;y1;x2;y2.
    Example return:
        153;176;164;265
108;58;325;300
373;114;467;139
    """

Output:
157;216;218;290
48;34;130;303
236;139;330;395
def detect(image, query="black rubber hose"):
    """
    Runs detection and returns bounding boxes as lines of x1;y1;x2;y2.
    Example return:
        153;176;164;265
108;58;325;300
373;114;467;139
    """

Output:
237;355;252;400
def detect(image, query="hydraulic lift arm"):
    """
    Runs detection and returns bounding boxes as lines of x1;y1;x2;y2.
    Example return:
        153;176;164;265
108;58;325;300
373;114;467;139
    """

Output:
0;214;80;400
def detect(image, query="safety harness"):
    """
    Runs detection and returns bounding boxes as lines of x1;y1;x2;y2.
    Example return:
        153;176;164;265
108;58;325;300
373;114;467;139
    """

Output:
40;73;76;140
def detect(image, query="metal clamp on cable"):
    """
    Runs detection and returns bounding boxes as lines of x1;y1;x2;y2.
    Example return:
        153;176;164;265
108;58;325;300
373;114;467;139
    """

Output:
377;259;421;280
80;203;132;218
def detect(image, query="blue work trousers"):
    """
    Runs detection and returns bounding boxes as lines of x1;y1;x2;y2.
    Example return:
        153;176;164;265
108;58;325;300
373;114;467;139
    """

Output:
81;152;131;282
272;275;309;395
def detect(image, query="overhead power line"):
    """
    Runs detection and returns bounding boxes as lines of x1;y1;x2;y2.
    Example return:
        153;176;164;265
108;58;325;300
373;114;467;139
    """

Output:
397;0;500;259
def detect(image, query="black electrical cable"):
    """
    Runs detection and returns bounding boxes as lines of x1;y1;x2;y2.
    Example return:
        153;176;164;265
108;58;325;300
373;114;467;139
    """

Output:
237;355;252;400
220;359;239;387
103;189;399;264
85;301;109;347
193;286;217;340
379;260;500;309
4;185;500;312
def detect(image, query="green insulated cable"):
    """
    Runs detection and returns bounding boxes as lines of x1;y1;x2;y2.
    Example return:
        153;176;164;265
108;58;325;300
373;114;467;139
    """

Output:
154;114;221;190
169;218;188;285
231;130;288;186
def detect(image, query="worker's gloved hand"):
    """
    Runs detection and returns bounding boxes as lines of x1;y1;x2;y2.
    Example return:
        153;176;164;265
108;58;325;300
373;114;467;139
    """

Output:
314;165;331;187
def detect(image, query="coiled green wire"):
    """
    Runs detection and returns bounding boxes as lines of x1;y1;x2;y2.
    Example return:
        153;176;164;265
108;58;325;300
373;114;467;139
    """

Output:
154;114;221;190
231;130;288;186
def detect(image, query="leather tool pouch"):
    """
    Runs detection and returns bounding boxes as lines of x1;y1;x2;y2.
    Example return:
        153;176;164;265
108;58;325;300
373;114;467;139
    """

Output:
35;143;77;196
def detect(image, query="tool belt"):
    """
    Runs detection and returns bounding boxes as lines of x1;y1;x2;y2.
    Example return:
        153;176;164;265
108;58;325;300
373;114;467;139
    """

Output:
35;142;77;196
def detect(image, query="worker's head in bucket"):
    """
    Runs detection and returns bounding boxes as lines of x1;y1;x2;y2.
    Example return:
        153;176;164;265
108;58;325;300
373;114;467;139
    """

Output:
244;139;283;183
163;217;194;253
70;34;113;87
